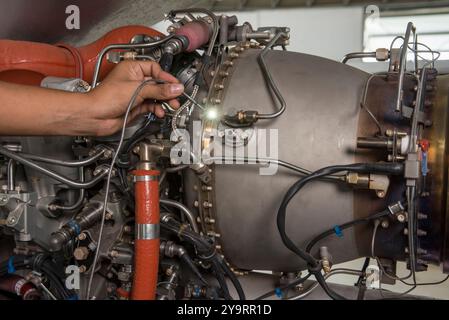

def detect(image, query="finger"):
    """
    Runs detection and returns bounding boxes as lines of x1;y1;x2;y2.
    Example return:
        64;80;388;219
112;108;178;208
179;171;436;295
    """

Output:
135;61;179;84
139;82;184;101
128;102;165;121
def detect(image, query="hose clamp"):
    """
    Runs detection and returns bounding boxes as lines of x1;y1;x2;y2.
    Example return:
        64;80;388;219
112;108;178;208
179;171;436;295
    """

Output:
133;175;159;182
136;223;160;240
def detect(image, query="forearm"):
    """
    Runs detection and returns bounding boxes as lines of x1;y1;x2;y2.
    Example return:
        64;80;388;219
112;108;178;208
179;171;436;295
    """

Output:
0;81;100;136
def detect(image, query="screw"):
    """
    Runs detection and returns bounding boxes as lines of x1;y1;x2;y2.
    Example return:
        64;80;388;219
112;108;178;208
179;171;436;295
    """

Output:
377;191;386;198
77;233;87;241
7;217;16;225
110;250;119;258
397;213;406;223
105;212;114;220
381;219;389;228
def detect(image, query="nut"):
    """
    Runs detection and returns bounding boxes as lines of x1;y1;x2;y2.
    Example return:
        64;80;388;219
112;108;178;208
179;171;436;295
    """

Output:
73;247;90;261
376;48;389;61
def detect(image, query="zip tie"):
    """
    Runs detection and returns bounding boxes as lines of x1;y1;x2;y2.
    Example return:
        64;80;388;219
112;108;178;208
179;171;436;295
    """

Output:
7;256;15;274
275;287;282;298
333;225;343;238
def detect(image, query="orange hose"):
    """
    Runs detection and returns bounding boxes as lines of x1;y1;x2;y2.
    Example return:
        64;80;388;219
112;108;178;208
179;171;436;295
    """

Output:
0;26;164;85
131;170;160;300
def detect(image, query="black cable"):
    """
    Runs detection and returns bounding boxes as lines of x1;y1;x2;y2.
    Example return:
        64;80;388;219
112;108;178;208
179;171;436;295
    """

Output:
218;257;246;300
305;209;391;254
255;273;311;300
356;257;370;300
276;162;404;300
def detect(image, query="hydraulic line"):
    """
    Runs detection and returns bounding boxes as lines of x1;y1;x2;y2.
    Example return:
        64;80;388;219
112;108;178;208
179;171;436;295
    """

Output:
256;32;289;120
160;199;199;233
91;35;175;88
19;148;106;167
277;162;404;300
342;52;376;64
0;145;108;189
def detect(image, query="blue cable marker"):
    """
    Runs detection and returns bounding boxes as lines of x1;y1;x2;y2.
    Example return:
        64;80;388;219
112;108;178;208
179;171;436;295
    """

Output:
334;225;343;238
275;287;282;298
7;256;15;274
421;152;428;176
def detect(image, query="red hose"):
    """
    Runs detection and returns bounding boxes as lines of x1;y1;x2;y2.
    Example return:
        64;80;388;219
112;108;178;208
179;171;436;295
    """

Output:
0;274;40;300
0;26;163;85
131;170;160;300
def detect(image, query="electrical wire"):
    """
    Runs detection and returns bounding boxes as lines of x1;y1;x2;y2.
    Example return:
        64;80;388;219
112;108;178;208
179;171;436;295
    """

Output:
276;162;404;300
85;79;161;300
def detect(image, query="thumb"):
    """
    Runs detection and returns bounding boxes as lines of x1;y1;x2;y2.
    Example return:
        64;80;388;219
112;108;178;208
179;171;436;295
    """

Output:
139;82;184;101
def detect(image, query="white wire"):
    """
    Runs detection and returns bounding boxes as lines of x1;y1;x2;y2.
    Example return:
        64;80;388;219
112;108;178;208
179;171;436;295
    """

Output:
85;79;159;300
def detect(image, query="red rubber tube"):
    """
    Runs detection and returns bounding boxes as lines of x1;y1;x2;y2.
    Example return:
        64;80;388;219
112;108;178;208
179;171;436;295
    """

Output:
0;26;164;85
0;274;40;300
131;170;160;300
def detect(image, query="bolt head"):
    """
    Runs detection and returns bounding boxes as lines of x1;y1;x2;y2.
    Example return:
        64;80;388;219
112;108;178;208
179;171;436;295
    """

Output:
77;233;87;241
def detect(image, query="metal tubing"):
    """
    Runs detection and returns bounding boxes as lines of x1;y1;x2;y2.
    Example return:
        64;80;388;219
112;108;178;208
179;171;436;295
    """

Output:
20;148;106;167
91;35;174;88
7;159;15;191
0;146;107;189
256;32;288;120
160;199;199;233
342;52;376;64
395;22;416;112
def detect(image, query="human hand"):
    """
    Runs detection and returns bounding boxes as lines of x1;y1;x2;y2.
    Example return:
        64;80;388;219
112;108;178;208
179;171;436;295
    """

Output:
87;60;184;136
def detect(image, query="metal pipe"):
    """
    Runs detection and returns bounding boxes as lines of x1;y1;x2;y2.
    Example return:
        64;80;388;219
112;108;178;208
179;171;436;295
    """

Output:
49;167;85;212
7;159;15;191
256;32;288;120
0;146;107;189
395;22;416;112
20;148;106;167
341;52;376;64
91;35;174;88
160;199;199;233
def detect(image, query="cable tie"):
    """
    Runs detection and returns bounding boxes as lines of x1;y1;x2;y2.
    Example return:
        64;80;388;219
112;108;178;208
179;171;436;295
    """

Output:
333;225;343;238
274;287;282;298
7;256;15;274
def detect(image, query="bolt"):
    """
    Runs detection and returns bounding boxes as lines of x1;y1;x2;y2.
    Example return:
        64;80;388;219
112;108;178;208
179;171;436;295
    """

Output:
377;191;386;198
229;52;239;59
73;247;90;261
219;71;229;77
203;201;213;208
205;217;215;224
133;145;140;154
224;61;234;67
385;129;394;137
77;232;87;241
193;200;199;208
110;250;119;258
105;212;114;220
417;229;427;236
79;265;87;273
417;213;428;220
396;213;406;223
7;217;16;225
214;84;225;90
381;219;389;229
202;186;213;191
